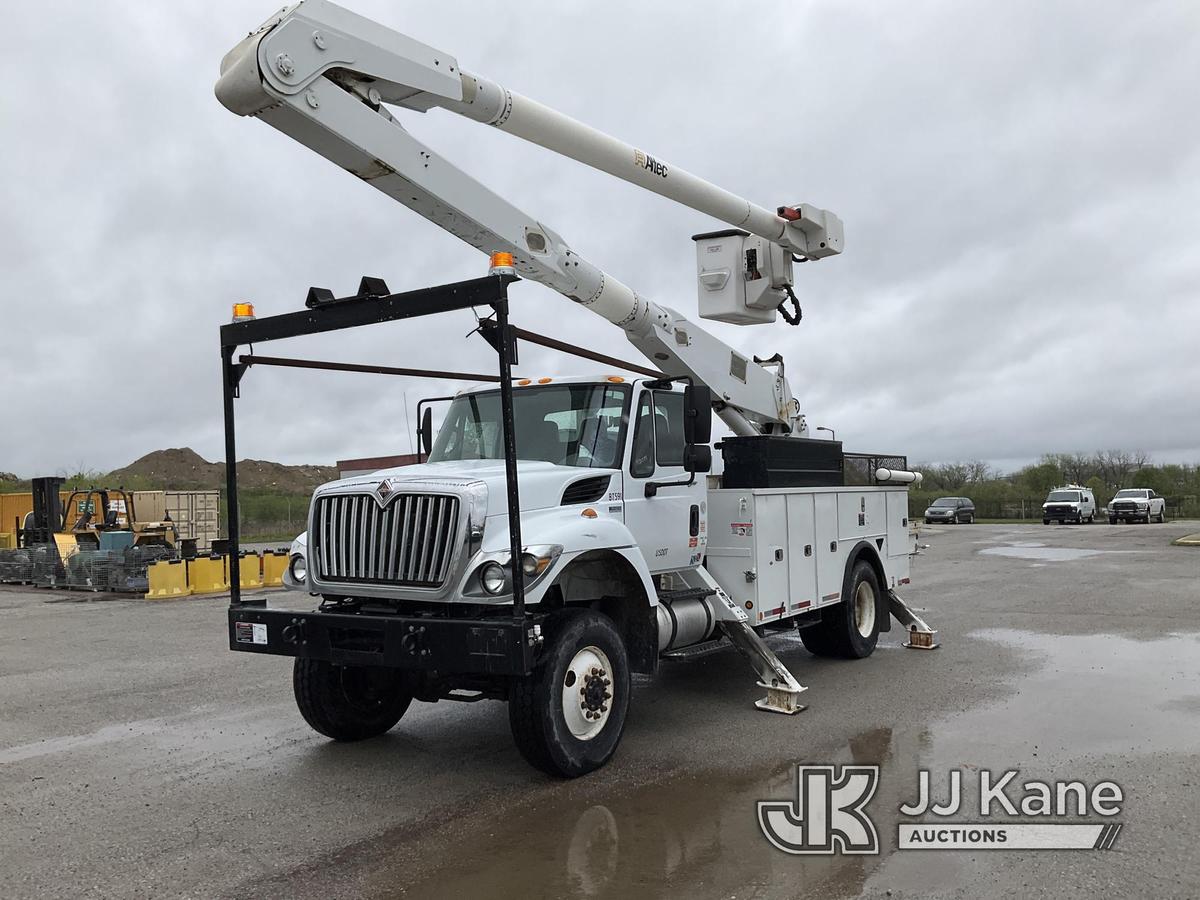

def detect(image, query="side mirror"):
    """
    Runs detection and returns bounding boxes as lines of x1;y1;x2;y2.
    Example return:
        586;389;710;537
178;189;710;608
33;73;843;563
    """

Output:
683;444;712;474
420;407;433;457
682;384;712;444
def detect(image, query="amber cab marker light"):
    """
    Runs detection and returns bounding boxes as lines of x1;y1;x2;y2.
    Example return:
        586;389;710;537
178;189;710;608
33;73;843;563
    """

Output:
232;302;255;322
581;508;599;519
537;377;553;384
606;376;625;383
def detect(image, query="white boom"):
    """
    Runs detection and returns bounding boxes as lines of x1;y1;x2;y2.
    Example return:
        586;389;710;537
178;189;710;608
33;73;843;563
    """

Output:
216;0;844;435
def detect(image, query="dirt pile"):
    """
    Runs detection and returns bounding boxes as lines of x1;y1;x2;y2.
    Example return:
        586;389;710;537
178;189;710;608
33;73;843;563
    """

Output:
106;448;337;493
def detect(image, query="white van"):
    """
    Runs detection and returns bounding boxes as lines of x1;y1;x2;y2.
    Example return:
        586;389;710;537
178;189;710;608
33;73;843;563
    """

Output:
1042;485;1096;524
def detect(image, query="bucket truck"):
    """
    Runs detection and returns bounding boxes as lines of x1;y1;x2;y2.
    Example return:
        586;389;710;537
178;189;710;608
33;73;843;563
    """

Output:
216;0;935;777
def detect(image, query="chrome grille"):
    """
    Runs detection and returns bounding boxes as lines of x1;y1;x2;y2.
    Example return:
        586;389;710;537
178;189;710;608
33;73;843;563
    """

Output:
313;493;460;587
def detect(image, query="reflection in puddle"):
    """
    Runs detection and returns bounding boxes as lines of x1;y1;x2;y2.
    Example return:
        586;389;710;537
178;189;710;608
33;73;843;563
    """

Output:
278;631;1200;900
319;727;924;900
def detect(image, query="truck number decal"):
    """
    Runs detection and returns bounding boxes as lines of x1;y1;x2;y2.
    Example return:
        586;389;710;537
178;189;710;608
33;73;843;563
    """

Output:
607;491;623;502
654;548;669;558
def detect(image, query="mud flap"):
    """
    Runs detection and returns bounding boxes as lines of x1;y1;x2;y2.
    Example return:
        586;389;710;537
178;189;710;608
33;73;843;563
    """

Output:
888;590;939;650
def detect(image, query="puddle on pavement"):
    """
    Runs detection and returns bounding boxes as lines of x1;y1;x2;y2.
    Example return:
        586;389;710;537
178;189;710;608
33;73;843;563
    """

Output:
272;630;1200;900
977;540;1142;562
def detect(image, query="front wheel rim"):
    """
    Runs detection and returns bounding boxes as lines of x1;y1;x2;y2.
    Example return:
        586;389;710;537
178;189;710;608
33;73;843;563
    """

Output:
854;581;876;638
562;645;614;741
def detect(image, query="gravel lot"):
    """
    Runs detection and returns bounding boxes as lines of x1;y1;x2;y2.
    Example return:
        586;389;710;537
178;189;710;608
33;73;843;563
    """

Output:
2;521;1198;899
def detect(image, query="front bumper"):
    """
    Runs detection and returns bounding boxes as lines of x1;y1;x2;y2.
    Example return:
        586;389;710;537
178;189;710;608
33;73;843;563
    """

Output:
228;604;543;675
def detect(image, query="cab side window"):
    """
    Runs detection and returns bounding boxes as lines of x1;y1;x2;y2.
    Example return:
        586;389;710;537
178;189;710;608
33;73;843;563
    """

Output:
653;391;686;467
630;392;655;478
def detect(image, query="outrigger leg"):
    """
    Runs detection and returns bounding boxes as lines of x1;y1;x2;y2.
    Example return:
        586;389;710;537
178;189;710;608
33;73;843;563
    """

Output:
888;590;940;649
690;568;808;715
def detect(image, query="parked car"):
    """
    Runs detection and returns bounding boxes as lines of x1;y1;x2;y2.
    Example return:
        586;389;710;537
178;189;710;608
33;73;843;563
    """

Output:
1042;485;1096;524
924;496;975;524
1108;488;1166;524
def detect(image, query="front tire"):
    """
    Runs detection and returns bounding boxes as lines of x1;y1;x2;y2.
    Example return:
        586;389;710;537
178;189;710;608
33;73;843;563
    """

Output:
509;609;630;778
293;659;412;741
800;560;881;660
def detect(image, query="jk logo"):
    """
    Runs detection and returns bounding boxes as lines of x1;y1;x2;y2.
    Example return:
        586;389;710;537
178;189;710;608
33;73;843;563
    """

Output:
758;765;880;855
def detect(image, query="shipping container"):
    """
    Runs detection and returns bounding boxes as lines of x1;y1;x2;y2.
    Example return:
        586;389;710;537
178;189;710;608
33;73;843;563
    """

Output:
165;490;221;549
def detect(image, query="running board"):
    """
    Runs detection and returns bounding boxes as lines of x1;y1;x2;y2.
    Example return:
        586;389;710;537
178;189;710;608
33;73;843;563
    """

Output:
888;590;939;650
689;567;807;715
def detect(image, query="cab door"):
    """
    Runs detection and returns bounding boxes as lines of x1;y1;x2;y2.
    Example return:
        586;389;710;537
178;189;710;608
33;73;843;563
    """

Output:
621;386;707;573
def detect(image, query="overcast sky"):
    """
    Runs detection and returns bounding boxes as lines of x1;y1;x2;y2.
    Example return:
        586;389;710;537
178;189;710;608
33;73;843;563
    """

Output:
4;0;1198;477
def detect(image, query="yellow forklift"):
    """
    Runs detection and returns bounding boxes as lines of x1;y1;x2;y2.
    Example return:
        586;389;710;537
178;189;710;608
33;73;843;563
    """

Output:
59;488;178;551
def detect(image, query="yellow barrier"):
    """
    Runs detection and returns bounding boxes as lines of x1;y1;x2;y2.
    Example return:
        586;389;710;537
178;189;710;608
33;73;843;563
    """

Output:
0;533;14;550
239;553;264;589
262;550;288;587
145;559;192;600
188;555;230;595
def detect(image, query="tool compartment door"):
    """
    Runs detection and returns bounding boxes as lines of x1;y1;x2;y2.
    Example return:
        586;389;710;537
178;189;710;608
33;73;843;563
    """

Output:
785;493;817;613
814;492;842;606
754;493;789;622
886;490;912;559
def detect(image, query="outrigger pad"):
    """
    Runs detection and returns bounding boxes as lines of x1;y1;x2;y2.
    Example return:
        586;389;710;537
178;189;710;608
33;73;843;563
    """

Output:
755;682;807;715
903;625;939;650
887;590;940;650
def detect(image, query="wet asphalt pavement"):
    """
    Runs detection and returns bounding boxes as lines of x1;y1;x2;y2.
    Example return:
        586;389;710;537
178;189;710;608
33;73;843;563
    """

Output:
2;521;1199;899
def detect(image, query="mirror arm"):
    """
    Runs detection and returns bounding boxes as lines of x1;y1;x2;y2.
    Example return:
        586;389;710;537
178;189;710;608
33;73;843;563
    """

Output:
644;471;697;499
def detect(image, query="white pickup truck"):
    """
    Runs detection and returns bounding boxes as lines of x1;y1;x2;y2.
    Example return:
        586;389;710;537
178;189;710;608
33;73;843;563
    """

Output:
1108;489;1167;524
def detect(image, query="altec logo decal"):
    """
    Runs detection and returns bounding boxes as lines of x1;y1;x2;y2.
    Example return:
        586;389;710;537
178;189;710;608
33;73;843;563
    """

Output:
633;148;668;178
758;766;1124;854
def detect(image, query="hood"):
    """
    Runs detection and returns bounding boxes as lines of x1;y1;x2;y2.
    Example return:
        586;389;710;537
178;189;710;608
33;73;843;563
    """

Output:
315;459;619;516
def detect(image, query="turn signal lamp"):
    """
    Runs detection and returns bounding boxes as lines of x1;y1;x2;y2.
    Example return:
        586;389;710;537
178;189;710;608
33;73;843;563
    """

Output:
581;508;598;519
489;251;516;276
232;302;255;322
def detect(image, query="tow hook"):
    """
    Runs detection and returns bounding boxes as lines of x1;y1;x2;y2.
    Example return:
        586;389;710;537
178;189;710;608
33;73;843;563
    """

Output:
400;624;429;658
281;617;307;645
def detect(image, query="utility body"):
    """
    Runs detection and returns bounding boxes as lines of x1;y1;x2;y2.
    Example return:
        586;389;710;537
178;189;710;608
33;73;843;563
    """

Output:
217;1;935;776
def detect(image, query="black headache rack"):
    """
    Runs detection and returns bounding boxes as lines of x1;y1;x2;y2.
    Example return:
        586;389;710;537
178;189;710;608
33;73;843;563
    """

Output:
220;275;538;677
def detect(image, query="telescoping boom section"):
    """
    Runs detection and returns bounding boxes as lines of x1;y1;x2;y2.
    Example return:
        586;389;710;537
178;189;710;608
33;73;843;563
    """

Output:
215;0;844;436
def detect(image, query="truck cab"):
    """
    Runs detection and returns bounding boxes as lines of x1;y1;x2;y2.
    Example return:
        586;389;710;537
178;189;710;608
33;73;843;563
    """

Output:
298;376;704;611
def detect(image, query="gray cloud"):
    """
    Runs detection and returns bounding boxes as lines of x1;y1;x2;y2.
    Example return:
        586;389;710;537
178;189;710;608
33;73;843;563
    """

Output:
3;0;1198;476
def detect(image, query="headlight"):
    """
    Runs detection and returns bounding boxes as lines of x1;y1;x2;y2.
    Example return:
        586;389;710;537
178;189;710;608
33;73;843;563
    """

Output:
289;553;307;583
468;545;562;598
480;561;506;594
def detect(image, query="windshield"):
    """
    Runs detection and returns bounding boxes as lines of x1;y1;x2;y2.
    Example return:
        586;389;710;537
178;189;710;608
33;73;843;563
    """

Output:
1113;489;1148;499
429;383;630;469
1047;490;1081;502
931;498;959;508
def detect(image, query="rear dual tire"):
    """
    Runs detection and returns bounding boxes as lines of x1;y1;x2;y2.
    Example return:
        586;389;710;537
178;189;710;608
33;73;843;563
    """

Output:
800;560;881;660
